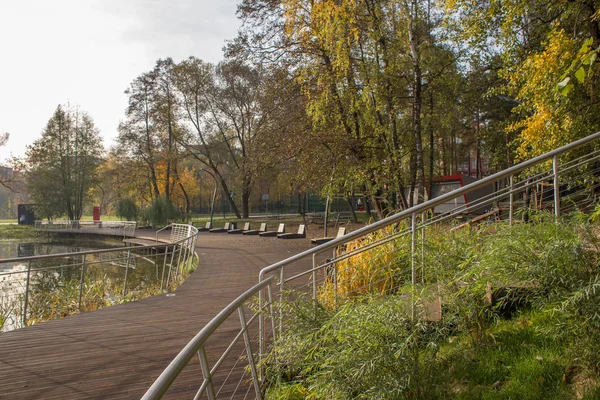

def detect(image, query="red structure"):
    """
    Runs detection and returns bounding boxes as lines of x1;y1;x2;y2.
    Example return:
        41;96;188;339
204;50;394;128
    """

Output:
93;206;101;223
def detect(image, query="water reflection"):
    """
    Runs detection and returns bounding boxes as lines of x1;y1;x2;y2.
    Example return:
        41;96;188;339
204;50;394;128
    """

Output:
0;240;122;332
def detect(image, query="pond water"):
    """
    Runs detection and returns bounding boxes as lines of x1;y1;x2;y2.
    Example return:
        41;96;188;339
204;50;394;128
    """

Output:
0;239;126;333
0;240;121;270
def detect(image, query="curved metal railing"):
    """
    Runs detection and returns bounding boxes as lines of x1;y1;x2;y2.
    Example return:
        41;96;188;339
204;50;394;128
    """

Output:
0;223;198;333
143;132;600;399
34;220;138;237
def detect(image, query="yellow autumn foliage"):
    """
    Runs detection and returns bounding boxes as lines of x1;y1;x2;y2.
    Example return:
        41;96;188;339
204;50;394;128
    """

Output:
317;226;412;308
504;29;578;160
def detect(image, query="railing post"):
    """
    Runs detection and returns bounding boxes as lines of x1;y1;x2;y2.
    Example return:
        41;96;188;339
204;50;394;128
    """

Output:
411;212;416;285
258;281;264;381
165;245;177;291
553;155;561;219
312;253;317;302
122;250;132;297
421;212;425;284
174;242;184;282
279;266;285;337
509;175;514;225
333;259;338;307
238;306;263;400
160;246;168;292
78;254;87;312
198;345;216;400
22;261;32;327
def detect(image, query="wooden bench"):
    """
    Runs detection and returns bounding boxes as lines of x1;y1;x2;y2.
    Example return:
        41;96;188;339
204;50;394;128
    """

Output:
278;224;306;239
209;222;232;233
311;227;346;245
197;221;212;232
243;222;267;235
228;222;249;234
259;223;285;237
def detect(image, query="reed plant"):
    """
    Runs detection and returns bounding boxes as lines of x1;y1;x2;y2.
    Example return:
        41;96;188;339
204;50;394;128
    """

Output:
317;225;412;307
267;213;600;399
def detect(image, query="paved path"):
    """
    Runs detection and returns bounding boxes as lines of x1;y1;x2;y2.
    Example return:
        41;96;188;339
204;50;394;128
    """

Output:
0;231;312;399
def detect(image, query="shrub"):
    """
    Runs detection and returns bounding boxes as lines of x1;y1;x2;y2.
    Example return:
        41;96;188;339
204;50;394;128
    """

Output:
141;197;181;228
266;294;445;399
116;199;138;221
317;226;412;307
267;213;600;398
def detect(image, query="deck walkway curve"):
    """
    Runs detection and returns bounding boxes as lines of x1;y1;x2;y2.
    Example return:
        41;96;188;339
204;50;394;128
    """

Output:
0;229;312;399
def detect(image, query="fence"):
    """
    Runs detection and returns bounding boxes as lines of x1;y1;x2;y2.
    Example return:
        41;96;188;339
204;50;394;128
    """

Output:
141;132;600;399
0;224;198;333
34;220;138;237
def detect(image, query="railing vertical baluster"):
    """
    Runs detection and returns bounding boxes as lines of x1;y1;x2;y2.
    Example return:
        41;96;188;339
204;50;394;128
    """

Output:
553;155;561;218
267;283;276;344
174;242;183;282
312;253;317;302
160;245;168;292
165;245;177;291
421;212;425;284
238;306;263;400
333;258;338;307
509;175;514;225
411;212;416;285
78;254;87;312
178;241;187;279
22;261;32;327
279;266;285;336
258;283;264;382
122;250;132;297
198;345;216;400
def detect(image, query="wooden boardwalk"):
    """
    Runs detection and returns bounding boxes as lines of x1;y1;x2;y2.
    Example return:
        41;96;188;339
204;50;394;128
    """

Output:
0;230;312;399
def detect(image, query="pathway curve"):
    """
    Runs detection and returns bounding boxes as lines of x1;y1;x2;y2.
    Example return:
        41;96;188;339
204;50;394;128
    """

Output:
0;230;312;399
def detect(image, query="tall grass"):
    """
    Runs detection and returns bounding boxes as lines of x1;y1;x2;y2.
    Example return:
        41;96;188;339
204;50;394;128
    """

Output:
317;226;412;307
267;214;600;399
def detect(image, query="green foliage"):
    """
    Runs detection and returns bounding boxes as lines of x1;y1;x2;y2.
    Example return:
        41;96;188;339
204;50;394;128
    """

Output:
266;294;444;399
269;216;600;398
25;105;103;220
0;225;41;240
16;251;198;329
116;198;138;221
141;196;182;228
318;225;412;307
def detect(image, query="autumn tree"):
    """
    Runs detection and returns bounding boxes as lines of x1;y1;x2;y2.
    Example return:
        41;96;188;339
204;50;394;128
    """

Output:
118;58;194;214
446;0;600;159
172;57;243;217
26;105;103;220
236;0;457;215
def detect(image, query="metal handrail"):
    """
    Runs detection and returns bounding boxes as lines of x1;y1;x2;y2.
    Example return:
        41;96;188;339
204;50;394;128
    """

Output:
1;224;199;333
142;131;600;398
0;233;192;266
35;220;138;237
259;130;600;279
141;276;275;400
155;224;172;243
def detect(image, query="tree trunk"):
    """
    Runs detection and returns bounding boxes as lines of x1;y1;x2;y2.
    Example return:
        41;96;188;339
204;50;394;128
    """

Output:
410;0;425;204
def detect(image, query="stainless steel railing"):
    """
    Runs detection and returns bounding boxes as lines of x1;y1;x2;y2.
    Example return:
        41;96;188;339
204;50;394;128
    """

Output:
0;224;198;333
34;220;138;237
142;131;600;399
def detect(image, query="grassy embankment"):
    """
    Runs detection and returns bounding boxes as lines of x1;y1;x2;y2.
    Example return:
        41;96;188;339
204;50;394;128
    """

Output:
266;213;600;399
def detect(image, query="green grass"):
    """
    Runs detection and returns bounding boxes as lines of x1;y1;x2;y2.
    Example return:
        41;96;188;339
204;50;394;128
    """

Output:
0;225;43;240
442;311;572;399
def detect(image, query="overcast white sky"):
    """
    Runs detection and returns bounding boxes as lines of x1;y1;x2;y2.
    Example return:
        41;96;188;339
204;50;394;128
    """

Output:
0;0;241;165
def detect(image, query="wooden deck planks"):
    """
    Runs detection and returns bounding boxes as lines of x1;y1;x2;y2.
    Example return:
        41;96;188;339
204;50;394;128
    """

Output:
0;232;312;399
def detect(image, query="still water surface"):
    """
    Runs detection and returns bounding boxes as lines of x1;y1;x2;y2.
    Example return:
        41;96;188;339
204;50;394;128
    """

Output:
0;240;123;332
